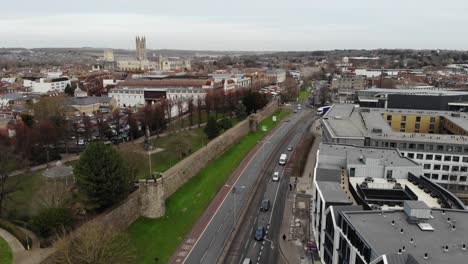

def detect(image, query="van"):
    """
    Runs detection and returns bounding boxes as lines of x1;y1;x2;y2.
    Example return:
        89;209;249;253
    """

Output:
279;154;287;165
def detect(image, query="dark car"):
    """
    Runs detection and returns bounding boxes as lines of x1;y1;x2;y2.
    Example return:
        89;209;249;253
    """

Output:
254;226;265;241
260;199;270;211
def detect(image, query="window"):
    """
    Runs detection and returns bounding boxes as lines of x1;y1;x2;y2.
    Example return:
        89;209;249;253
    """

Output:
463;157;468;163
416;116;421;122
447;146;454;152
415;123;421;129
460;176;467;182
461;167;467;172
443;165;450;171
435;155;442;161
424;164;431;169
350;168;355;177
442;175;449;180
429;124;435;130
408;153;415;158
424;173;430;178
400;143;407;149
390;142;396;148
431;174;439;180
409;143;415;149
434;165;441;170
455;146;462;152
444;156;452;162
387;115;392;121
417;144;424;150
400;123;406;129
426;154;433;160
417;154;424;159
401;116;407;121
427;145;434;151
430;117;436;123
453;156;460;162
450;175;458;182
437;145;444;151
452;166;459;172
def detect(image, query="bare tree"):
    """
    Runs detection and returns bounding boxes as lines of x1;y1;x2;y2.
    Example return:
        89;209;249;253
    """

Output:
0;144;21;217
188;97;194;128
50;222;136;264
177;100;184;131
196;96;203;128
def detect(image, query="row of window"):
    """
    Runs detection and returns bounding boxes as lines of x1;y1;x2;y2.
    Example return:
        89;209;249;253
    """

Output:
422;163;468;172
387;115;436;123
424;173;467;182
376;140;468;153
401;152;468;163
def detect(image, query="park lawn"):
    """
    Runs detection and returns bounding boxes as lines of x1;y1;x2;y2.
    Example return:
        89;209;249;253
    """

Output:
5;160;77;220
171;111;227;130
299;86;312;100
127;108;291;263
0;236;12;264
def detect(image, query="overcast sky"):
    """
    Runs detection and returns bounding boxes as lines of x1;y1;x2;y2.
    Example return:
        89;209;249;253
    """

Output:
1;0;467;51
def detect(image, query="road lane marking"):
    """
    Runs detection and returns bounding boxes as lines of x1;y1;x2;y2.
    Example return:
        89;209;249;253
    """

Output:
182;122;287;263
268;169;285;224
253;241;257;248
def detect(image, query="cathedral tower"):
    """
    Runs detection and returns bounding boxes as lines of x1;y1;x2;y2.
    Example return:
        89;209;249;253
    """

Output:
136;36;147;61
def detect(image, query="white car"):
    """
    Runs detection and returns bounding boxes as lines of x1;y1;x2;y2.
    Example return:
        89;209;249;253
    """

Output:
272;171;280;181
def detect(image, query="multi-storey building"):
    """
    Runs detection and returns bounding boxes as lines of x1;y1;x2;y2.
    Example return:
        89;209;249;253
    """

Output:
312;143;466;264
331;75;366;91
23;77;71;93
321;104;468;193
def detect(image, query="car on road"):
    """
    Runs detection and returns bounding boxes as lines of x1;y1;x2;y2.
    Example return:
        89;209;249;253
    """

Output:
254;226;265;241
260;199;270;211
77;139;85;146
242;259;252;264
272;171;280;181
287;146;293;151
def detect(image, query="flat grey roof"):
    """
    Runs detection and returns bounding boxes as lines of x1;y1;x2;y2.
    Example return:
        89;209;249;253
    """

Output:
320;143;419;167
343;209;468;264
322;104;468;144
316;181;352;205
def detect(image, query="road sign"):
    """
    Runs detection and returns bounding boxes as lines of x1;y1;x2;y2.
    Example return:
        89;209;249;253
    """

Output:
308;241;317;251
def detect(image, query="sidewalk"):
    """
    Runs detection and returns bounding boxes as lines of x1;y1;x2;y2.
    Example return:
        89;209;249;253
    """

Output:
278;117;322;264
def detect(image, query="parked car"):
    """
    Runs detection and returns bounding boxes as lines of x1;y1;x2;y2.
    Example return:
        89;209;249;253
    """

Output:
272;171;280;181
287;146;293;151
260;199;270;211
254;226;265;241
242;259;252;264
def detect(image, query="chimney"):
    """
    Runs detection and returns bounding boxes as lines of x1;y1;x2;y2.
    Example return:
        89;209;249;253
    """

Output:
410;238;414;243
391;220;395;226
452;225;456;231
398;248;402;254
400;228;404;234
444;245;449;252
463;244;466;250
424;253;429;259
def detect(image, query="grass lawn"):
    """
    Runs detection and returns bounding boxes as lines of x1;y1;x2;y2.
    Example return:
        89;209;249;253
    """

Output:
0;236;12;264
127;108;291;263
171;111;227;130
5;160;76;220
299;87;312;101
131;128;208;179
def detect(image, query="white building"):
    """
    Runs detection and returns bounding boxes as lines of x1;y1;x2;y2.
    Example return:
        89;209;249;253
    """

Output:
24;77;71;94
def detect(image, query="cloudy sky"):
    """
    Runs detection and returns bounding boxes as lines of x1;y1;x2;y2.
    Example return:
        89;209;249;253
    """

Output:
1;0;467;51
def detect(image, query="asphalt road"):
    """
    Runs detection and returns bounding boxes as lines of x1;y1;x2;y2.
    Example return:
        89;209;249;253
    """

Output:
223;107;315;264
181;106;312;264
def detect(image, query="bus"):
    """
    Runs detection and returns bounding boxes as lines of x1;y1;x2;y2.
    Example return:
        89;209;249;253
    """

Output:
317;105;331;116
279;154;288;165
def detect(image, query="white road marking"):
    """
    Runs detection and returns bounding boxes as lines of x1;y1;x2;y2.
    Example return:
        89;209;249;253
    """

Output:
268;169;285;224
182;123;287;263
253;241;257;248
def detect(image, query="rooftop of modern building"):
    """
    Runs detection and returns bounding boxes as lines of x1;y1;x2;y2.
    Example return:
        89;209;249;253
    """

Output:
341;208;468;264
65;96;112;106
320;143;419;167
116;78;214;87
322;104;468;144
357;87;468;96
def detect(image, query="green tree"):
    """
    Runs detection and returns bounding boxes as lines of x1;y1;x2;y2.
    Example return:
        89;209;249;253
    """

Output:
234;102;248;120
31;208;74;238
74;142;133;211
204;117;220;139
64;84;75;96
218;118;233;130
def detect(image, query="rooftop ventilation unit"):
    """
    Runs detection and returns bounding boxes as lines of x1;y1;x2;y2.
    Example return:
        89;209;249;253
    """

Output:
372;128;383;133
404;201;431;220
451;113;461;117
417;222;435;231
